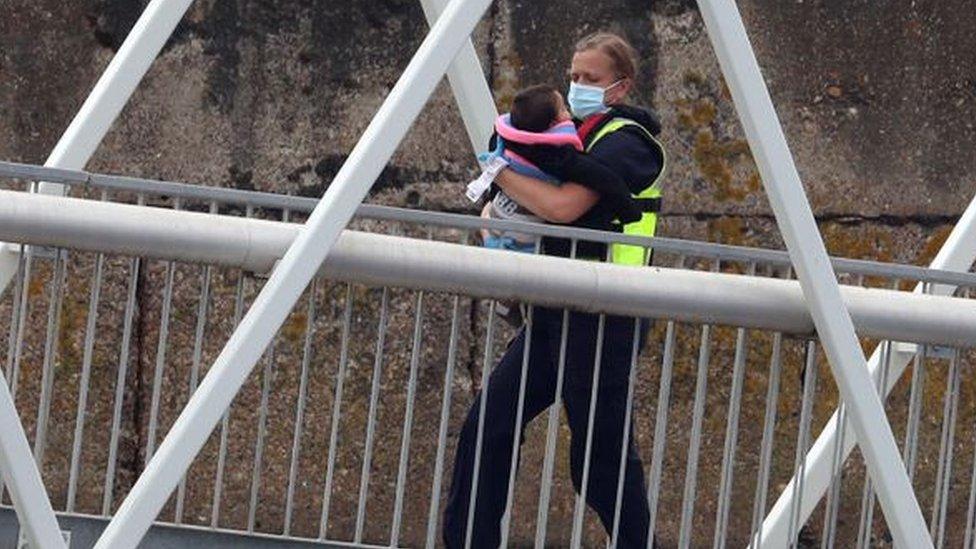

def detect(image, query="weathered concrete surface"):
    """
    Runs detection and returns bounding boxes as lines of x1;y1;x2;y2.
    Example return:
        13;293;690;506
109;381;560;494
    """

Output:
2;1;976;547
1;0;486;195
3;1;974;220
654;0;976;221
743;0;976;216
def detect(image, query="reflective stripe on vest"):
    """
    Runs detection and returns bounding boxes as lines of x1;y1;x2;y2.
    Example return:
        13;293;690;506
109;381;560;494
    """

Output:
585;118;667;266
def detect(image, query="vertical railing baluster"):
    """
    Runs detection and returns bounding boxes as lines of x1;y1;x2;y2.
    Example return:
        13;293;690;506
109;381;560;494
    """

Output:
821;275;861;549
500;237;541;548
904;343;927;482
319;283;354;540
788;342;819;548
825;260;856;549
33;248;67;468
677;258;720;549
821;403;847;549
247;339;278;532
9;244;35;401
855;338;892;548
212;204;253;528
355;287;391;544
963;288;976;549
146;201;181;463
677;319;712;549
930;348;961;549
283;278;318;536
422;229;463;549
499;302;535;547
175;200;216;524
392;290;426;546
4;243;27;385
904;284;931;482
464;300;497;549
67;243;106;512
144;259;175;462
749;322;784;549
713;262;756;549
424;290;462;549
964;411;976;549
646;256;684;549
646;320;678;548
610;316;643;548
570;311;607;549
103;251;141;515
534;239;577;549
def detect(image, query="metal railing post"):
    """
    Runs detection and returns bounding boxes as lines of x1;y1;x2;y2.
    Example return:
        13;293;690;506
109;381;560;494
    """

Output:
696;0;931;545
91;0;494;545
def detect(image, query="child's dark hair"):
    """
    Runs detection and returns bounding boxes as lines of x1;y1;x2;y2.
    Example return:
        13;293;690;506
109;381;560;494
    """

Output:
510;85;560;133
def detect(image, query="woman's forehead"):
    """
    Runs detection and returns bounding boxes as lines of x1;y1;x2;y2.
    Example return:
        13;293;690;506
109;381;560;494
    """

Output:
570;49;614;75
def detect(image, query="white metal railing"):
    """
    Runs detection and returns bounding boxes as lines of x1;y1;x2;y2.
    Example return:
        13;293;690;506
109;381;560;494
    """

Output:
1;180;975;547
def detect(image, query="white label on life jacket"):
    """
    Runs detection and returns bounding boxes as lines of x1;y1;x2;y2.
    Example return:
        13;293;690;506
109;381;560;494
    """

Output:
465;154;509;202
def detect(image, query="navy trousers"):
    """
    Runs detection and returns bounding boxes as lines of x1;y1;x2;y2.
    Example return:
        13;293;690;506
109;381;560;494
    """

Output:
443;307;651;548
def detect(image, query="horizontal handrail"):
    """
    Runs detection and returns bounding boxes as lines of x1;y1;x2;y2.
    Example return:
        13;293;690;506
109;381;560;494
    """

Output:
1;189;975;347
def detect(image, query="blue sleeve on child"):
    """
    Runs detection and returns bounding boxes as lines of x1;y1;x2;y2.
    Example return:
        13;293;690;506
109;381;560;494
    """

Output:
478;136;506;167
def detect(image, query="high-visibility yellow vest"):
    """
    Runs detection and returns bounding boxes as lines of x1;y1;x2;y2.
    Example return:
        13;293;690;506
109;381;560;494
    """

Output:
586;118;667;266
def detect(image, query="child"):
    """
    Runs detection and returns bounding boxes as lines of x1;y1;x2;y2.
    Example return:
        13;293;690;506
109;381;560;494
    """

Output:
466;85;642;253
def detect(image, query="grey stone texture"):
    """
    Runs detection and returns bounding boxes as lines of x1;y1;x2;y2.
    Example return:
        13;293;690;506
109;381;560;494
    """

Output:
2;0;976;547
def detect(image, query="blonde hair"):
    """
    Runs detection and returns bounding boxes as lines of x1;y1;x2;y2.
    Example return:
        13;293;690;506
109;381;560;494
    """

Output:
575;32;638;82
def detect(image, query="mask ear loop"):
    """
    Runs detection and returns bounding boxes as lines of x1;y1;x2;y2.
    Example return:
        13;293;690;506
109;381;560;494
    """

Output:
604;78;626;104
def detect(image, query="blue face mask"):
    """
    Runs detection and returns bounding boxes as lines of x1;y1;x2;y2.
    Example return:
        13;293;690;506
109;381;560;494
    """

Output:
567;80;621;119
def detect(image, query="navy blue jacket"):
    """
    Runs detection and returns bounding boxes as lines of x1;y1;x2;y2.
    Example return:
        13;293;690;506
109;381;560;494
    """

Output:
552;105;665;258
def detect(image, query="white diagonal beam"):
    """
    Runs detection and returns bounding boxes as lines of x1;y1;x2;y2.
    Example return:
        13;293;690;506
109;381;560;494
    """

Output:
755;194;976;548
0;0;196;299
696;0;931;546
92;0;493;546
0;380;65;548
418;0;498;154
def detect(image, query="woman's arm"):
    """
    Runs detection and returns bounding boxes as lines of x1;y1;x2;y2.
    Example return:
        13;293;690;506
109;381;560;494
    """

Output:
494;168;599;223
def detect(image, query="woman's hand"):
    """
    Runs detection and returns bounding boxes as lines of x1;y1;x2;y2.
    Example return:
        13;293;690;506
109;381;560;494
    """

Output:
479;201;492;241
494;168;599;223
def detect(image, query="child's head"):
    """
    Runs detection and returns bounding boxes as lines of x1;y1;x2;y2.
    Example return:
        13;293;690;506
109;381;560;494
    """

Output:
510;85;572;132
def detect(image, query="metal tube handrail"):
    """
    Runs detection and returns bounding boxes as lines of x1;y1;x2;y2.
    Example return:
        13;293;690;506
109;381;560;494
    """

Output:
0;160;973;289
2;190;976;349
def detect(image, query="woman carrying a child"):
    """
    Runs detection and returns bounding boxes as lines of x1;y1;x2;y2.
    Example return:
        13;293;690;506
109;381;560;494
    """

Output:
444;32;666;548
